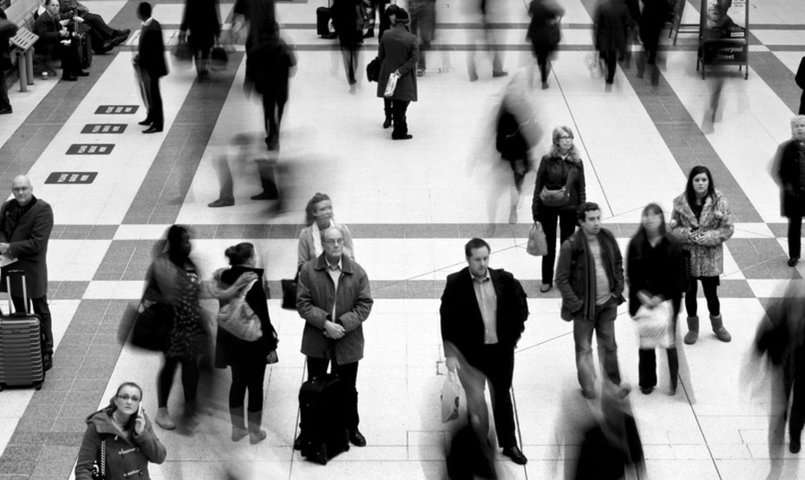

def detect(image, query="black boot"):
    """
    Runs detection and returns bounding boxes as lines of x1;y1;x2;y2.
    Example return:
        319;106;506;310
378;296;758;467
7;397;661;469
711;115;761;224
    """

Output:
247;410;267;444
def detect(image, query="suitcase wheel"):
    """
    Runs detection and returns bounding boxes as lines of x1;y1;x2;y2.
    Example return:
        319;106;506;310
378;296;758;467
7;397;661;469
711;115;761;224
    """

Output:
34;382;42;390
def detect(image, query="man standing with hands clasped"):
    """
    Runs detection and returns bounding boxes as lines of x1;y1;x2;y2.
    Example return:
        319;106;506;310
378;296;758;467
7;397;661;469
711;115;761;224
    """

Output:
556;202;629;400
0;175;55;371
440;238;530;465
134;1;167;134
296;226;373;448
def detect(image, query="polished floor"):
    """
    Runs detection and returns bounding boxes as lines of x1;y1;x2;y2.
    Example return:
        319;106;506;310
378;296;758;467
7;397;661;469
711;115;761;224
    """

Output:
1;0;805;478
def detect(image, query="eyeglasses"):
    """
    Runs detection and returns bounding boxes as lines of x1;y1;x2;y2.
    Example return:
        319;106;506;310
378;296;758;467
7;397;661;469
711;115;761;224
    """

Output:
323;239;344;245
558;136;573;140
116;394;141;402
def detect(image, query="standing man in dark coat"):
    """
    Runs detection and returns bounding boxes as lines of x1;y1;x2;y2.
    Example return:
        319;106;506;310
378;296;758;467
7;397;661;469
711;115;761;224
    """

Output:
0;8;18;114
593;0;629;86
0;175;55;371
296;226;373;448
796;57;805;115
440;237;529;465
772;115;805;267
134;1;167;134
377;8;418;140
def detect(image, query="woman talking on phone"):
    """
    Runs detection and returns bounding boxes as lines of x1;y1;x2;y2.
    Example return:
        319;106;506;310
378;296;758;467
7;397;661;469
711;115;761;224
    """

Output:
75;382;167;480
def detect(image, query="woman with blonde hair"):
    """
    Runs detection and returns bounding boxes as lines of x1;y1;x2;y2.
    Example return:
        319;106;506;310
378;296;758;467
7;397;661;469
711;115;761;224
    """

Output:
531;126;586;292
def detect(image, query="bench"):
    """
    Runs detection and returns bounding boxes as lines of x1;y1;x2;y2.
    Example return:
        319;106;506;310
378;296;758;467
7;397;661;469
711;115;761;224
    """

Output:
9;25;37;91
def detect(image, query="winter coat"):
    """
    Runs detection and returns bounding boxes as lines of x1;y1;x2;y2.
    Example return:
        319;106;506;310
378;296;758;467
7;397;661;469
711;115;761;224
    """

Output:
593;0;630;55
531;153;586;220
75;409;166;480
556;228;625;322
527;0;564;52
180;0;222;52
214;265;278;368
296;253;373;364
0;10;18;71
0;197;53;298
669;190;734;278
625;233;686;317
376;24;418;102
773;139;805;218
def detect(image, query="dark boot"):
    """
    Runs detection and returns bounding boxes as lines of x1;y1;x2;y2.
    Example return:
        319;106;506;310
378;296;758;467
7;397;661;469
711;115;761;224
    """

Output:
230;406;247;442
667;347;679;395
684;316;699;345
710;314;732;342
247;410;267;444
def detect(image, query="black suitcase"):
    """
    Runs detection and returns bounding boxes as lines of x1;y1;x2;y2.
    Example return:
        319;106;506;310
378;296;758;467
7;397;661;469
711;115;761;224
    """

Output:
75;32;92;70
316;6;337;39
0;270;45;391
298;373;350;464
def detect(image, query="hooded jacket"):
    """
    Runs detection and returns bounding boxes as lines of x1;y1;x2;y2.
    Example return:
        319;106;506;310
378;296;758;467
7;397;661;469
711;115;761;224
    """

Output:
75;409;166;480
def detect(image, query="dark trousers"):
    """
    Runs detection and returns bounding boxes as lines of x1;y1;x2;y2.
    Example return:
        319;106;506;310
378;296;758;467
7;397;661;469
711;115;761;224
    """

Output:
532;47;551;83
537;207;577;285
262;93;286;150
157;356;200;407
460;344;517;448
82;12;116;39
229;361;267;412
574;302;620;393
684;276;720;317
788;214;802;260
141;70;163;129
340;44;359;85
0;69;10;111
383;98;392;121
306;356;360;430
600;49;617;83
391;100;410;136
11;295;52;357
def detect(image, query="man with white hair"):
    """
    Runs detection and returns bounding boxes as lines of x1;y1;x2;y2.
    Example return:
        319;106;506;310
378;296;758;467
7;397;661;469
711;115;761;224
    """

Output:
0;175;55;371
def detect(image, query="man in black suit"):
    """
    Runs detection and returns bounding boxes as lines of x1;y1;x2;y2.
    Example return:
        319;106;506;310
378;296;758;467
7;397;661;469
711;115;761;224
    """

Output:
439;237;529;465
34;0;86;81
0;175;55;371
0;7;18;114
134;1;167;133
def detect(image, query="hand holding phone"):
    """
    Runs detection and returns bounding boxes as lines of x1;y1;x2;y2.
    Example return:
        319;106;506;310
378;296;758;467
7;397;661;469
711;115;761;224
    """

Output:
134;404;145;435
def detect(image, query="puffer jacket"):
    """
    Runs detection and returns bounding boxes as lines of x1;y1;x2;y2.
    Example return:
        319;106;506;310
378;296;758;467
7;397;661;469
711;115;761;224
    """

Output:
75;409;166;480
669;190;734;277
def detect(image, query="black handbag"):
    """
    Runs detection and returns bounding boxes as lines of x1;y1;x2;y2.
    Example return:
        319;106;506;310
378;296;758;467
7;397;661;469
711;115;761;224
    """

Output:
130;302;174;352
211;45;228;67
366;57;380;82
281;277;297;311
91;439;106;480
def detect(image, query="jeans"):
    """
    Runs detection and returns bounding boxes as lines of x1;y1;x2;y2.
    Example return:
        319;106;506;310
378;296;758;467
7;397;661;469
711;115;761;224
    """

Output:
306;357;360;430
684;276;720;318
537;208;577;285
573;302;620;393
11;295;52;357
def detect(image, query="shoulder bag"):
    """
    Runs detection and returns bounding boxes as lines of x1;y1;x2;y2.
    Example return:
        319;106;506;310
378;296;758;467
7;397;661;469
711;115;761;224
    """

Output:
217;279;263;341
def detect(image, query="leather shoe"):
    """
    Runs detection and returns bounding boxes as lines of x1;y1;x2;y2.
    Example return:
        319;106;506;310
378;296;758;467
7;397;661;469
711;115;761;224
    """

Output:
791;437;801;454
382;117;392;129
391;133;413;140
502;445;527;465
0;107;11;115
208;198;234;208
788;257;799;267
142;126;163;134
293;433;304;450
539;283;552;293
251;192;278;201
349;429;367;447
640;386;653;395
138;119;152;126
76;70;89;77
61;75;78;81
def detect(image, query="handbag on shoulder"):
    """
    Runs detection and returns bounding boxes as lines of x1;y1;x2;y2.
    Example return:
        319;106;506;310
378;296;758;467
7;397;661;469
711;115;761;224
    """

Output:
217;279;263;341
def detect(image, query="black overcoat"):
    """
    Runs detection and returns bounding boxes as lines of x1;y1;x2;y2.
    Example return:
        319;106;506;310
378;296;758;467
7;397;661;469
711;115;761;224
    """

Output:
180;0;221;52
0;198;53;299
376;24;418;101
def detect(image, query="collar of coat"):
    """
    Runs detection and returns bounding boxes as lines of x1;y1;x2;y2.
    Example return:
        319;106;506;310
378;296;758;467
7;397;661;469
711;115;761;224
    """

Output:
85;408;153;442
313;253;355;274
672;191;723;229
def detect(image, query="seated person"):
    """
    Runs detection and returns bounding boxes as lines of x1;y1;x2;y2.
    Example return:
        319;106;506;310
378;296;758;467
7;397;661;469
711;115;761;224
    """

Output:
34;0;86;80
59;0;129;54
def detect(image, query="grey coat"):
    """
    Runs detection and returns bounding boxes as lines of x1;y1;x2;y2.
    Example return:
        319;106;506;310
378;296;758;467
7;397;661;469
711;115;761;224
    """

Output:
296;253;373;364
376;24;418;102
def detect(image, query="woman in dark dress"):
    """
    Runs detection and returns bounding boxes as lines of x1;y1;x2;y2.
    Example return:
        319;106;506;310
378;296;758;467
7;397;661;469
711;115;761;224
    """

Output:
526;0;564;89
215;242;278;444
179;0;222;77
626;203;687;395
531;126;586;292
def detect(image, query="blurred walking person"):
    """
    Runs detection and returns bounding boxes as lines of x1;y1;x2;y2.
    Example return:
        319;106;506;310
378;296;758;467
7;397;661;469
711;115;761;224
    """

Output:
467;0;507;81
377;8;418;140
362;0;390;39
179;0;221;78
636;0;670;85
771;115;805;267
670;166;734;345
626;203;687;395
593;0;629;87
532;126;586;293
409;0;435;76
332;0;364;91
526;0;563;89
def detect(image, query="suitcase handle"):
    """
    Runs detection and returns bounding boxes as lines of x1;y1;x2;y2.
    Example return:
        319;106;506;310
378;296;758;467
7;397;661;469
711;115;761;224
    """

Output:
6;269;31;316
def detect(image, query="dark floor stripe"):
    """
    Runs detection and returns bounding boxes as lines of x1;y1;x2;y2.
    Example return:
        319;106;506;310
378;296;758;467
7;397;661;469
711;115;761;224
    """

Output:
122;53;244;224
750;51;804;114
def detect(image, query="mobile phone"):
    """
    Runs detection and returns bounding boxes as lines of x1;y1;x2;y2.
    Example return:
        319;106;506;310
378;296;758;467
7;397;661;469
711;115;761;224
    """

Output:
138;403;143;417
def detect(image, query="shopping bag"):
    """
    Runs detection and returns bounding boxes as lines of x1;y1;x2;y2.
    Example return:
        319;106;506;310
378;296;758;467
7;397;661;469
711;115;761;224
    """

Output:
634;300;673;349
210;45;229;70
217;280;263;341
526;222;548;256
281;271;298;310
383;71;400;98
441;371;464;423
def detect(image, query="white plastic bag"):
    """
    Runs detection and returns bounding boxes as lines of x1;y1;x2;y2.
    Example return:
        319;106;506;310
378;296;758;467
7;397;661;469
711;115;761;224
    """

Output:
440;371;464;423
634;300;673;349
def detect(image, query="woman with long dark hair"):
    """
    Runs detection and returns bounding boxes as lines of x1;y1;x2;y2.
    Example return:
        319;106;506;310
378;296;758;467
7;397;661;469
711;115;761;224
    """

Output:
75;382;166;480
627;203;687;395
298;192;354;267
214;242;278;444
670;166;734;345
531;126;586;292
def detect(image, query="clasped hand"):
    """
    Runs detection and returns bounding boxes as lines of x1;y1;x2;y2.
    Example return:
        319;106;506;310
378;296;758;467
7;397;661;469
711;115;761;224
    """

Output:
323;320;345;339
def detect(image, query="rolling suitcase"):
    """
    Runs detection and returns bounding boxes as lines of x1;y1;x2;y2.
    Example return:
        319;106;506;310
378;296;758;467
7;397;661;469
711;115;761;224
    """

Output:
298;373;350;464
76;32;93;70
316;3;337;39
0;270;45;391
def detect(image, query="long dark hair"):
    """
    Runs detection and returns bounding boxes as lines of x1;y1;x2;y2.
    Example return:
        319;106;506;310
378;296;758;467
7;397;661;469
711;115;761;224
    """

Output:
104;382;143;432
684;165;716;207
633;203;666;246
